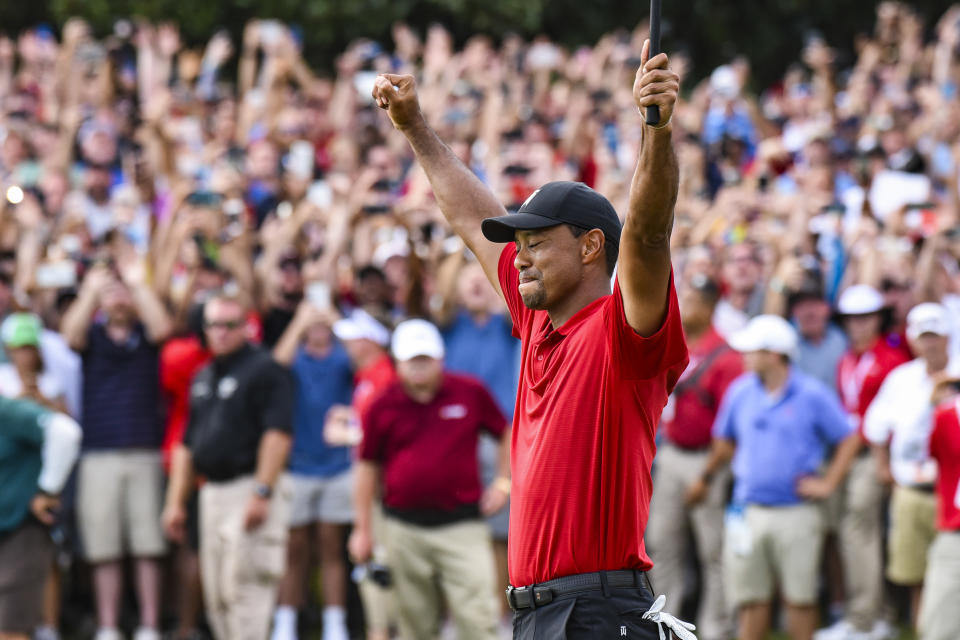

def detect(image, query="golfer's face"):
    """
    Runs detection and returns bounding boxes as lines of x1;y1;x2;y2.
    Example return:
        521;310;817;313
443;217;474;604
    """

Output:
513;226;580;310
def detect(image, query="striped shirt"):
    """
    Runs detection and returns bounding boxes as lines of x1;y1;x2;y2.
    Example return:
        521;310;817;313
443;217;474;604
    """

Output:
80;321;162;450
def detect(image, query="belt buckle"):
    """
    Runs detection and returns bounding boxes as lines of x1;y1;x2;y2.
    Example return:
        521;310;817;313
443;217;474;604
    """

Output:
505;585;521;610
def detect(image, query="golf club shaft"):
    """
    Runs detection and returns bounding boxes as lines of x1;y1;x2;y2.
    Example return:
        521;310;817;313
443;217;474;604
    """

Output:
646;0;662;126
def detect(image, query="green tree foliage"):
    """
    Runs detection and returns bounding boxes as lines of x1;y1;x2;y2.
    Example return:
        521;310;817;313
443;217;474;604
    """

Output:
0;0;956;86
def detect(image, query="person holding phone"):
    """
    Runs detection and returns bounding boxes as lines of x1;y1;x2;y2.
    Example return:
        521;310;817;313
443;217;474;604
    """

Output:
271;297;355;640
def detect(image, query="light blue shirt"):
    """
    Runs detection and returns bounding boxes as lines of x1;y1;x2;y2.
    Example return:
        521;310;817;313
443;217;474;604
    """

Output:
713;368;852;506
793;324;848;392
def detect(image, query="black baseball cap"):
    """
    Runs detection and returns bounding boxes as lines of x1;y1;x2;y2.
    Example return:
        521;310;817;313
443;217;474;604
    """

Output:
481;181;622;247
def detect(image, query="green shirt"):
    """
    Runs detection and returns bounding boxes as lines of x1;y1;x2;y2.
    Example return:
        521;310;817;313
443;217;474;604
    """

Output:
0;396;52;533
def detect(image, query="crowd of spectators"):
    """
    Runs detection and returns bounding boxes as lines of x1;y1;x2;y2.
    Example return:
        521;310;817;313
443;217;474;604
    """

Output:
2;2;960;639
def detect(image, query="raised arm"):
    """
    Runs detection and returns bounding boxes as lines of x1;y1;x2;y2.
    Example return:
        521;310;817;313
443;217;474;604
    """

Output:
620;41;681;336
372;74;505;298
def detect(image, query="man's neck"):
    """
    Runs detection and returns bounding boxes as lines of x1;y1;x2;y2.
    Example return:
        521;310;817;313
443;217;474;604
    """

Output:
403;381;441;404
851;336;877;356
760;364;790;393
683;322;710;345
469;309;491;325
304;341;332;359
105;318;132;341
214;343;248;360
355;348;384;371
547;279;610;330
801;326;826;345
926;354;949;376
727;288;753;312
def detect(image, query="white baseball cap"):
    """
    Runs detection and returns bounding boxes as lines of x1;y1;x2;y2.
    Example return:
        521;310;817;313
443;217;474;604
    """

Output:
728;314;799;359
906;303;951;341
837;284;886;316
710;65;740;99
391;319;445;362
333;309;390;346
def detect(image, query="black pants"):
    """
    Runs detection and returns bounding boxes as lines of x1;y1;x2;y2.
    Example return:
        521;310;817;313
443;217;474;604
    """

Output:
512;581;660;639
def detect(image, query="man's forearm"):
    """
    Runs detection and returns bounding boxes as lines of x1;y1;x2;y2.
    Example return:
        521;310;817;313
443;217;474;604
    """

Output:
165;444;195;509
824;433;863;488
699;438;735;482
131;287;173;343
401;120;505;246
626;125;679;242
61;289;99;351
496;427;512;480
254;429;292;489
272;319;305;366
353;460;378;533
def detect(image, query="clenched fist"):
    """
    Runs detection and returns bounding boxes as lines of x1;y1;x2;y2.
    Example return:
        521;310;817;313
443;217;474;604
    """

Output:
372;74;425;131
633;39;680;128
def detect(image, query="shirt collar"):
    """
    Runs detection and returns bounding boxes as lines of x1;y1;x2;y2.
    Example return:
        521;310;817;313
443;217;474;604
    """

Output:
748;366;800;399
213;342;253;371
549;294;608;338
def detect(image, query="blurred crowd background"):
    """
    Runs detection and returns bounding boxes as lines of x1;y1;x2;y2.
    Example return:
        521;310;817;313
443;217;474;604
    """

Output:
3;1;960;639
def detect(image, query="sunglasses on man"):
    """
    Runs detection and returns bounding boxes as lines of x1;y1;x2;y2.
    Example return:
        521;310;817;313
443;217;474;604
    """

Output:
204;319;245;330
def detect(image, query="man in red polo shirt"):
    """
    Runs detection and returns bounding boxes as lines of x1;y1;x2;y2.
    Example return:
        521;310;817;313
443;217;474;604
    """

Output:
372;39;692;640
348;319;510;640
920;386;960;640
819;285;909;640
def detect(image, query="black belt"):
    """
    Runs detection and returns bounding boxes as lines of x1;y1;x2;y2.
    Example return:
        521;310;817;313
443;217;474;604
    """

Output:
909;484;935;494
506;570;651;611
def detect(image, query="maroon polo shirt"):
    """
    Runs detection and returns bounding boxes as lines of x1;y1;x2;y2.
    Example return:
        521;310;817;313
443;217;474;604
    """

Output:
664;326;743;449
358;372;506;513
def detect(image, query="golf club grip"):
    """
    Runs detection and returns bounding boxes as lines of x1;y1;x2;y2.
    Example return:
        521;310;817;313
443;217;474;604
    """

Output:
646;0;662;126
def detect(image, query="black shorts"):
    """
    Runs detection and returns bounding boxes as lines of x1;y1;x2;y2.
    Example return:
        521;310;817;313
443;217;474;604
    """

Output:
511;578;661;640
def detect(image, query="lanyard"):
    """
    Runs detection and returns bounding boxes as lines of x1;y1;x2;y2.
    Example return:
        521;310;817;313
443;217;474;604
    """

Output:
840;350;876;413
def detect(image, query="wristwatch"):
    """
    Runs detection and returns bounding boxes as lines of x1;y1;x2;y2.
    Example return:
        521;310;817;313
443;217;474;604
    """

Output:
253;482;273;499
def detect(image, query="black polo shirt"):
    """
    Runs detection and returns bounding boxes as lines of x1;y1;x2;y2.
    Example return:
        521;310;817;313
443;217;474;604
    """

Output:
184;344;294;481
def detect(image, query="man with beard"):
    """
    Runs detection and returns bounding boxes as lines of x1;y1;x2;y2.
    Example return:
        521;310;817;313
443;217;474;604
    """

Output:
370;40;693;639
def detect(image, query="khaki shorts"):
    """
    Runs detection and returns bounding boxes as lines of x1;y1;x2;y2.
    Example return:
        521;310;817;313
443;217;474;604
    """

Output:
887;485;937;586
77;450;166;562
288;469;354;527
724;503;824;607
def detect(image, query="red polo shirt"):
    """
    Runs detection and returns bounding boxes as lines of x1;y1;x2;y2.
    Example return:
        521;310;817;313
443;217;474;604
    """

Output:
930;402;960;531
160;336;211;472
498;245;689;587
353;353;396;421
358;373;506;512
664;326;743;449
837;337;910;435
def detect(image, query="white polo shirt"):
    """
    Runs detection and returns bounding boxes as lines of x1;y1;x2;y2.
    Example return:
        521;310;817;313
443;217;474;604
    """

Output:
864;357;960;487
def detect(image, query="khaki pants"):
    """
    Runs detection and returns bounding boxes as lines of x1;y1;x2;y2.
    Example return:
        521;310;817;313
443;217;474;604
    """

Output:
383;516;498;640
647;443;731;640
887;486;937;585
839;454;884;630
918;532;960;640
358;502;397;634
199;475;292;640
